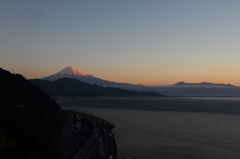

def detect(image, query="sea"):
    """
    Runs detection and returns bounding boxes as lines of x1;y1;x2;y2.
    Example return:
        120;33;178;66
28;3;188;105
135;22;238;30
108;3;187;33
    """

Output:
57;97;240;159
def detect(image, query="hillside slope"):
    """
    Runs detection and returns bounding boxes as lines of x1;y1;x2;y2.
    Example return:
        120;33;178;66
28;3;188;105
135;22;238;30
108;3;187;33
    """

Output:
0;68;63;159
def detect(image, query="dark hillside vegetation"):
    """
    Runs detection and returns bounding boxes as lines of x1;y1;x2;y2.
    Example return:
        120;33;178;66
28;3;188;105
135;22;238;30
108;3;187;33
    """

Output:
30;78;165;97
0;68;63;159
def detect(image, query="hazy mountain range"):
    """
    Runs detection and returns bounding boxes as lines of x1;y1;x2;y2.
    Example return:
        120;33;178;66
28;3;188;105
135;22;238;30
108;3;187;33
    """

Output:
173;81;236;87
37;66;240;97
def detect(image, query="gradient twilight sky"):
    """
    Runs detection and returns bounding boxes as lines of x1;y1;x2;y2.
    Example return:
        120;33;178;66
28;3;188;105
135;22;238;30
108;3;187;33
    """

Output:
1;0;240;86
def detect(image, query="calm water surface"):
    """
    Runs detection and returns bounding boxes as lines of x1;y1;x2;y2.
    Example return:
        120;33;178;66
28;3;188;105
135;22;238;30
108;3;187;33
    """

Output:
58;97;240;159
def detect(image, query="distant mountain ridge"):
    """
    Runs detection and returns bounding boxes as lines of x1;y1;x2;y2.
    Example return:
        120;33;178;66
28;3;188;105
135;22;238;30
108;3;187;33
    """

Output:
30;78;165;97
173;81;236;87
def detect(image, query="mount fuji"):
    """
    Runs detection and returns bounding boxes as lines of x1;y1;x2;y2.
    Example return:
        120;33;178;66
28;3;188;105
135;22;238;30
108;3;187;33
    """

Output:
42;66;135;87
42;66;95;80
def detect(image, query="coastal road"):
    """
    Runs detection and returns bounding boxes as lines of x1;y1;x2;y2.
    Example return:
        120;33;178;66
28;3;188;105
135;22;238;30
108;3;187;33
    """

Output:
60;112;98;159
72;124;99;159
98;120;117;159
59;111;117;159
60;113;79;159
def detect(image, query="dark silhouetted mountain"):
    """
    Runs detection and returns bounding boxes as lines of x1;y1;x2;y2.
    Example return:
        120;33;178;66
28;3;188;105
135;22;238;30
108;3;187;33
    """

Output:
0;68;63;159
30;78;165;97
41;66;142;87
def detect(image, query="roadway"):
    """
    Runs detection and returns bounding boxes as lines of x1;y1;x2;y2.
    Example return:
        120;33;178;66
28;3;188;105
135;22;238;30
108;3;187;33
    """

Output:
59;111;117;159
98;120;117;159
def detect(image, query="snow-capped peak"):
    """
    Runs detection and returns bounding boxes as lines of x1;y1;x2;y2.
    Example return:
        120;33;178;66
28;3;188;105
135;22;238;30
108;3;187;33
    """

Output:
41;66;96;81
57;66;91;76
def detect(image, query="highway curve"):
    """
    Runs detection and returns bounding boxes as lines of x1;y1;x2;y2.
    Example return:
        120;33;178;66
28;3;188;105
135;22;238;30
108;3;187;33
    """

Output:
59;111;117;159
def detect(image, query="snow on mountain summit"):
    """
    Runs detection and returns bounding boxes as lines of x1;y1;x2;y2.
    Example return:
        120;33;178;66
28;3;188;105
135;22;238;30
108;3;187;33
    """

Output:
41;66;135;87
58;66;89;76
41;66;96;81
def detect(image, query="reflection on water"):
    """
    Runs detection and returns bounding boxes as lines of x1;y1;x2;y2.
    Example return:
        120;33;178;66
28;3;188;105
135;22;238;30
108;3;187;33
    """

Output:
58;98;240;159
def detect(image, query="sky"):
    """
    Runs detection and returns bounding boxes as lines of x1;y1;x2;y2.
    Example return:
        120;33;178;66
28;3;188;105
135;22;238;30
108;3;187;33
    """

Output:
1;0;240;86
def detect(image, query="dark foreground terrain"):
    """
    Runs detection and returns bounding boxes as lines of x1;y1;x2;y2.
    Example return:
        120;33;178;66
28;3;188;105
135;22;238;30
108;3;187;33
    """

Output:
0;68;63;158
0;68;117;159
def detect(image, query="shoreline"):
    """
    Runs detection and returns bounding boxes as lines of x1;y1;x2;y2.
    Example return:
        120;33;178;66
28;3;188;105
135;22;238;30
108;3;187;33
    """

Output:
53;96;240;101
